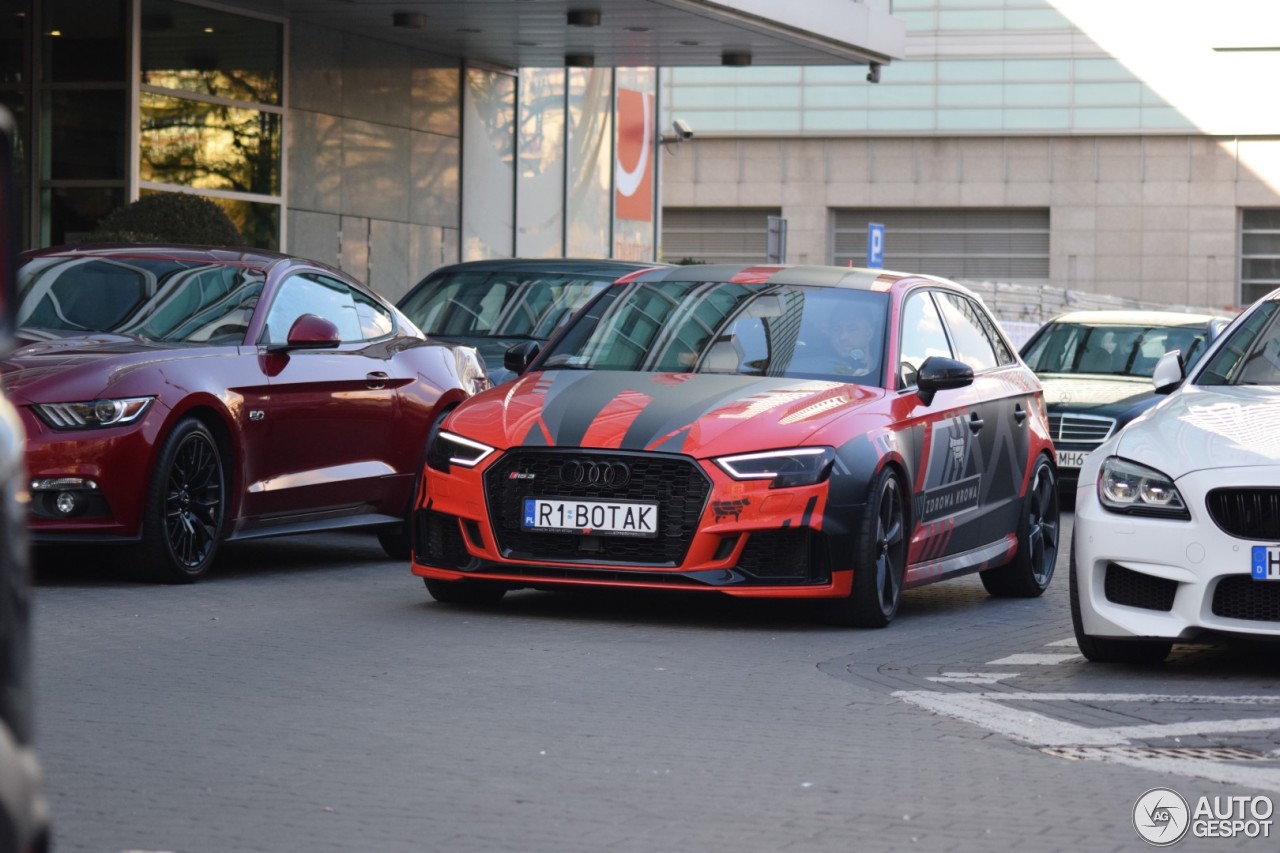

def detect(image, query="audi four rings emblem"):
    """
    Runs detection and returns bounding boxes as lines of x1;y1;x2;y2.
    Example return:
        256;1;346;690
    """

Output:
560;460;631;488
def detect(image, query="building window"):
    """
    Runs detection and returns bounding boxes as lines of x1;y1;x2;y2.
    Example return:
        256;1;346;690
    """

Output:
38;0;130;245
832;208;1050;282
1241;210;1280;306
139;0;284;248
661;207;780;265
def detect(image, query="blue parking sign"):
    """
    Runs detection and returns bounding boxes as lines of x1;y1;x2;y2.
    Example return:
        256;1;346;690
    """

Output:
867;222;884;269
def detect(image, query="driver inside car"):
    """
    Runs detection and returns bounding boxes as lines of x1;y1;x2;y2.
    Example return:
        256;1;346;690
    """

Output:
808;311;879;377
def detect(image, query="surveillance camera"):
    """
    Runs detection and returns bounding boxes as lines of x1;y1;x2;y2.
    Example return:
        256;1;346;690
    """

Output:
672;119;693;140
866;62;881;84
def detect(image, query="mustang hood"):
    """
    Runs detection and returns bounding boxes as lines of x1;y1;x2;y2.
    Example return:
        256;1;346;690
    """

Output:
1;334;210;402
1115;384;1280;478
446;369;886;458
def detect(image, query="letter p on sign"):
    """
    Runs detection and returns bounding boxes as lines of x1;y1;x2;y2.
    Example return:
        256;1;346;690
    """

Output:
867;223;885;269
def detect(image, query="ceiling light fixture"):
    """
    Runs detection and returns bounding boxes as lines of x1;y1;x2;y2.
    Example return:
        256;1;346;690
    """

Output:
392;11;426;29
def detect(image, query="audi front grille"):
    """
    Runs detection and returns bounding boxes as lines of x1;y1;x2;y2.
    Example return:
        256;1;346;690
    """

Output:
483;449;712;566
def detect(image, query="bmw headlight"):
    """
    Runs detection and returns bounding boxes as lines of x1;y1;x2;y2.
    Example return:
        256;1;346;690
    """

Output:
33;397;154;430
714;447;835;489
1097;456;1189;519
426;430;496;473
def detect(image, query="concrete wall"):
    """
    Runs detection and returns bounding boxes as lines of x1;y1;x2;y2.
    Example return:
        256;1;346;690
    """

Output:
287;21;461;302
662;135;1280;310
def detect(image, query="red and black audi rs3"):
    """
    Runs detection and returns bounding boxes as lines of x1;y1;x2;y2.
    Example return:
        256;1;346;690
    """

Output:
411;264;1060;627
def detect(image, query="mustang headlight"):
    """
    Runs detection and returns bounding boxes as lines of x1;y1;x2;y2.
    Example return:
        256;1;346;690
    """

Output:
1097;456;1189;519
714;447;835;489
426;430;496;473
33;397;154;430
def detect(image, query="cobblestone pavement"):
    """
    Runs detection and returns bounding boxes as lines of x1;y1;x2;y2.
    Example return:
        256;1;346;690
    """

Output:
29;513;1280;853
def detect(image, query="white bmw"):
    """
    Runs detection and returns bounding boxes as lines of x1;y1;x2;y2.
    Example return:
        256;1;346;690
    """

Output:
1072;292;1280;663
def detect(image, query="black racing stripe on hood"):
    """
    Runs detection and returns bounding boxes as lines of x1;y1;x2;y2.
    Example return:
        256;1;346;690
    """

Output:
617;374;788;450
534;370;792;450
536;370;642;447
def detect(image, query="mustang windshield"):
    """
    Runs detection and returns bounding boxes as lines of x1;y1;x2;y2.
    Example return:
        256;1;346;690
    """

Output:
399;271;613;340
539;279;891;386
16;256;264;344
1022;321;1214;378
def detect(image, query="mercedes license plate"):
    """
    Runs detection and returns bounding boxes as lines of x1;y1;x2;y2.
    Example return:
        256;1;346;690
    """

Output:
523;498;658;538
1056;449;1087;469
1251;545;1280;581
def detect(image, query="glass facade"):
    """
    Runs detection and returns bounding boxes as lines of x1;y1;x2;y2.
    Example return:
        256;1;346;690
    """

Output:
566;68;613;258
516;68;566;259
138;0;284;249
613;67;656;262
462;67;516;260
2;0;660;271
39;0;129;244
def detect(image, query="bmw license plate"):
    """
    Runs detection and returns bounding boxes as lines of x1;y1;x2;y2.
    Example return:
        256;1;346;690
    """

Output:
523;498;658;538
1056;449;1087;469
1251;545;1280;581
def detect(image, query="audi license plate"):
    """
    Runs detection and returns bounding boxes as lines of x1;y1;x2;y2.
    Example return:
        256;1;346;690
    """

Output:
1251;545;1280;581
1056;449;1087;469
523;498;658;538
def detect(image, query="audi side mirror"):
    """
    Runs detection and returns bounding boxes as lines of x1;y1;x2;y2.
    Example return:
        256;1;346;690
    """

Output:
915;356;974;406
504;341;541;375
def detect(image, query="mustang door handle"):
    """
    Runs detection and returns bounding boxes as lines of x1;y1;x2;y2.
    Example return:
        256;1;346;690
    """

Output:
1013;404;1028;424
968;412;985;433
366;371;389;389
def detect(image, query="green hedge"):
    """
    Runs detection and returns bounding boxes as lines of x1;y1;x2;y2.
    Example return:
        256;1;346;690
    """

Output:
91;193;244;246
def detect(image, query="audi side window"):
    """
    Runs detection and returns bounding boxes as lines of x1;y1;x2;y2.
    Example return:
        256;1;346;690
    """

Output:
898;291;952;387
936;292;998;372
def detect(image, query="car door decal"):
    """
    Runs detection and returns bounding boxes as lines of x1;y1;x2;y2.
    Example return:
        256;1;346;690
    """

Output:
917;414;982;523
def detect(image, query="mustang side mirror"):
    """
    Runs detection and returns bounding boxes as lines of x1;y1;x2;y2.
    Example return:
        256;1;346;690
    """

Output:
504;340;541;375
268;313;342;352
915;356;974;406
1152;349;1184;394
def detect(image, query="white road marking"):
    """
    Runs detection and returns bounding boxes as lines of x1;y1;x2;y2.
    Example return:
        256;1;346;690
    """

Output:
1045;638;1079;647
986;652;1083;665
894;690;1280;793
926;672;1021;684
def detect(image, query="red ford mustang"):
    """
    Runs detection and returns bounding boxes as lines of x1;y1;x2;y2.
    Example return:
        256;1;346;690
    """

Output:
411;264;1060;627
4;244;488;582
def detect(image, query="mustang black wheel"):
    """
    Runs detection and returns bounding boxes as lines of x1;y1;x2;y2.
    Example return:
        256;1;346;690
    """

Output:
424;577;507;605
131;419;225;583
981;454;1059;597
823;467;907;628
1069;540;1171;664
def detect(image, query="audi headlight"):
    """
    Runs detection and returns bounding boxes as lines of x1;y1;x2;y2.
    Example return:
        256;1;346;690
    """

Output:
33;397;154;430
1097;456;1189;519
426;430;495;473
714;447;835;489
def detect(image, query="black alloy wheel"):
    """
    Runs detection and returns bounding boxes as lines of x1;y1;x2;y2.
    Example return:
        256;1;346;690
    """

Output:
981;454;1059;597
131;419;226;583
824;467;907;628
